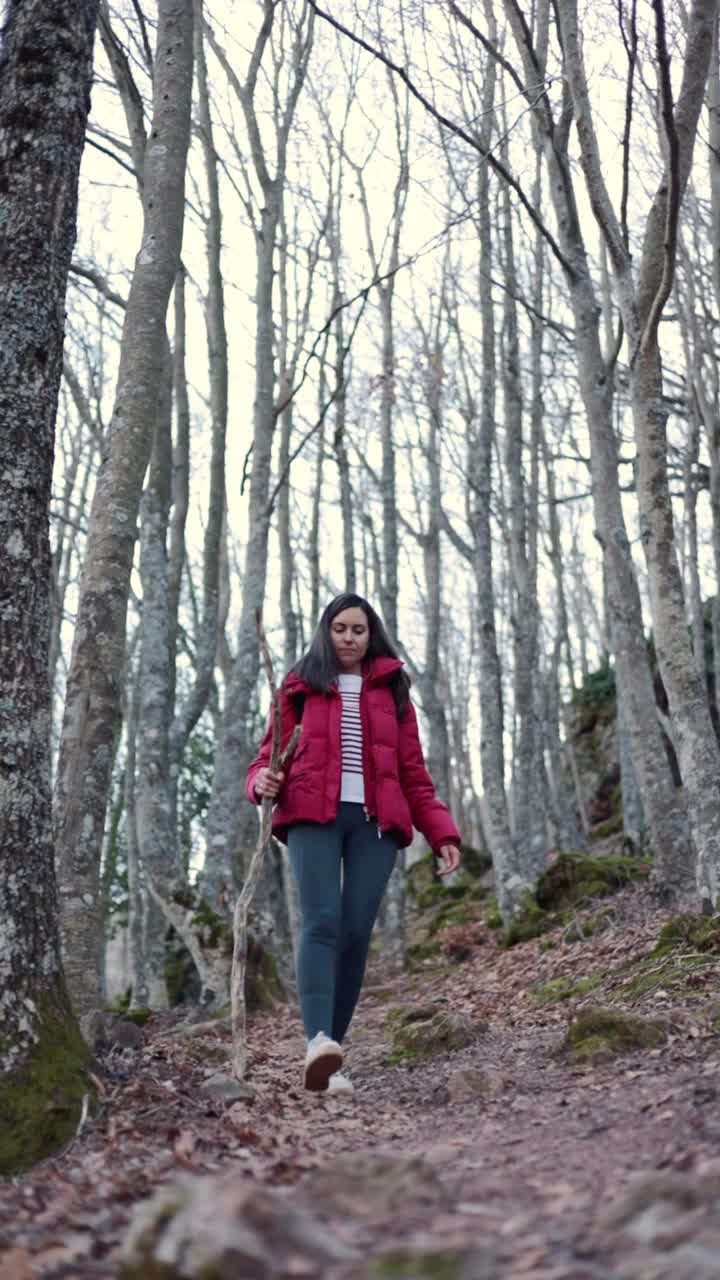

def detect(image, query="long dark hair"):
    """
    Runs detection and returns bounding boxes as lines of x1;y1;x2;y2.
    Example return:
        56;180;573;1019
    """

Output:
292;593;411;718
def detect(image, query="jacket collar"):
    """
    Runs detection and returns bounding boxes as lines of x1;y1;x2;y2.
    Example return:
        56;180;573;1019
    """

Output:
363;655;403;686
283;655;403;695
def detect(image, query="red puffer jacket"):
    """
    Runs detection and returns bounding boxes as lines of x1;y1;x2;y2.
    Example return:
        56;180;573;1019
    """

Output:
245;657;461;854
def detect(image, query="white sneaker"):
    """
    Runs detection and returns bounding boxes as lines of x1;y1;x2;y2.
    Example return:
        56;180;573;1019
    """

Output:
327;1071;354;1094
304;1032;342;1091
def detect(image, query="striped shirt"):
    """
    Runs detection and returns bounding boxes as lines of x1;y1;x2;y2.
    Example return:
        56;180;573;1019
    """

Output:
338;673;364;803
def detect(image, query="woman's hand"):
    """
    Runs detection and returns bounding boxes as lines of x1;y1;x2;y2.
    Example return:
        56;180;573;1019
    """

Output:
254;767;285;800
436;844;461;876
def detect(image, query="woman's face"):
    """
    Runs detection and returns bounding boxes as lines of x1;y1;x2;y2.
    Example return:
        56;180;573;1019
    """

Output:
330;607;370;674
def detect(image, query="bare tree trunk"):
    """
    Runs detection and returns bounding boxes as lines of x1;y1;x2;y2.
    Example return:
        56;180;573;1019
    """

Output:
170;0;229;763
616;695;645;851
54;0;194;1026
203;5;314;906
502;177;544;878
0;0;98;1169
351;77;409;637
504;0;693;898
683;401;707;683
125;663;148;1008
326;159;356;592
136;348;174;1011
555;0;720;902
704;18;720;720
464;13;519;919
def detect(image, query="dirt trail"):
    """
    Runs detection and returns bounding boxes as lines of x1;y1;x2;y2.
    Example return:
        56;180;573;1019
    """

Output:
1;885;719;1278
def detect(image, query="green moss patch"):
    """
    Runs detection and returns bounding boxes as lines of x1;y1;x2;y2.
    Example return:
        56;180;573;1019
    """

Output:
532;974;602;1005
405;940;443;971
503;891;558;947
535;853;649;912
562;908;614;944
0;987;90;1176
387;1009;481;1064
485;897;503;930
590;811;624;839
372;1249;480;1279
501;855;649;948
653;914;720;956
123;1006;152;1026
613;913;720;1003
427;900;480;936
562;1007;666;1064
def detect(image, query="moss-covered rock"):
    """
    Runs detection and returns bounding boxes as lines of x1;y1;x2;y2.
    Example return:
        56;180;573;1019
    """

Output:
123;1006;152;1027
427;900;479;936
502;854;649;948
535;853;650;911
387;1009;483;1064
0;987;90;1176
562;1007;666;1063
405;940;443;971
386;1003;442;1028
120;1173;351;1277
458;843;492;879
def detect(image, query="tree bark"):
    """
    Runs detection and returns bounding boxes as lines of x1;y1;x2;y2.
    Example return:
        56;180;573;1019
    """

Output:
464;12;520;919
54;0;194;1027
504;0;693;897
555;0;720;902
202;5;314;906
0;0;98;1171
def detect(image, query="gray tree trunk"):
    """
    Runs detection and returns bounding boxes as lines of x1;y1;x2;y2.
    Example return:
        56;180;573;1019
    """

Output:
125;663;148;1008
704;22;720;721
465;15;520;920
136;348;174;1011
504;0;693;899
502;177;544;879
555;0;720;902
202;5;314;907
54;0;195;1025
170;0;229;763
0;0;98;1169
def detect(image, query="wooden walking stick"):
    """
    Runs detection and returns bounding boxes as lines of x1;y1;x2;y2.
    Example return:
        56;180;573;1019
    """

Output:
231;611;300;1080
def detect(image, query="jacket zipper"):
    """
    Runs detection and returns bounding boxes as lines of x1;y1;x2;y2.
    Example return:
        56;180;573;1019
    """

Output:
360;684;381;835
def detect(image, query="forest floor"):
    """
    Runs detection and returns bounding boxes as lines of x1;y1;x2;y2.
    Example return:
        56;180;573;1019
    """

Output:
1;880;720;1279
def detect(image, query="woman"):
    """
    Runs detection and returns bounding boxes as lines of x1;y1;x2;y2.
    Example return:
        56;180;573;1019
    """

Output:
246;593;461;1094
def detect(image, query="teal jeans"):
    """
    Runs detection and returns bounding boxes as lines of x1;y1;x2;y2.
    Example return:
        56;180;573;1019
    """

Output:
288;802;398;1042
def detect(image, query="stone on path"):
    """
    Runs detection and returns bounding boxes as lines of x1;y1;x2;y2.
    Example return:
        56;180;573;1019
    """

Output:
590;1169;720;1279
302;1151;449;1219
119;1173;354;1278
198;1071;255;1103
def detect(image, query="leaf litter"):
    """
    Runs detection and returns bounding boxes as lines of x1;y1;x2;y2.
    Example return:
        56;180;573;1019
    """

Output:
0;880;719;1277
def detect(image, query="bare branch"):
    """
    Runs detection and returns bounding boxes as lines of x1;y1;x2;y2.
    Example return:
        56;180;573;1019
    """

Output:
637;0;681;354
308;0;575;278
616;0;638;248
130;0;154;72
69;262;127;309
98;1;147;184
